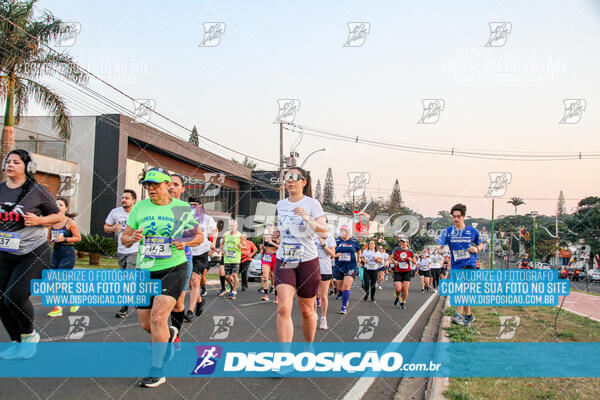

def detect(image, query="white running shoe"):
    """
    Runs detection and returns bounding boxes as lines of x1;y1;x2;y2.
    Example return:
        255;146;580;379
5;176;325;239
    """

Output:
18;330;40;359
319;316;328;330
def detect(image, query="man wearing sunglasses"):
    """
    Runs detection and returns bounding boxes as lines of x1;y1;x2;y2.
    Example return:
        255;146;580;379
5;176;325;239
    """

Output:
436;203;482;327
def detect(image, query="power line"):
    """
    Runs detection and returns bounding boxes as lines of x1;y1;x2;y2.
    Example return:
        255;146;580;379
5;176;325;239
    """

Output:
284;123;600;162
0;13;278;167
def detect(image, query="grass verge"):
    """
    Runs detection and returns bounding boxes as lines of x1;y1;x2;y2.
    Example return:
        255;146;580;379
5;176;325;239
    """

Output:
444;305;600;400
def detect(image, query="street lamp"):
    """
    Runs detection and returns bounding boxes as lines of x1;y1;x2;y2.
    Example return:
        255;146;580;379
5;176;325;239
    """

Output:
299;148;327;169
531;211;538;268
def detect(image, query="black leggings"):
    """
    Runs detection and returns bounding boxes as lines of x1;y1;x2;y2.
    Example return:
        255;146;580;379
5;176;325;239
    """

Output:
363;269;378;300
239;260;251;287
0;242;50;341
431;268;442;289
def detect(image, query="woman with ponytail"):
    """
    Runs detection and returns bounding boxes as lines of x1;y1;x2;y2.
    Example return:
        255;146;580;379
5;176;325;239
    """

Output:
0;150;61;359
47;197;82;317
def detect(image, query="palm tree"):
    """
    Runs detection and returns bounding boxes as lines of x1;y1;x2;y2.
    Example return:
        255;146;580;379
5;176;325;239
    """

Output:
507;197;525;215
1;0;87;176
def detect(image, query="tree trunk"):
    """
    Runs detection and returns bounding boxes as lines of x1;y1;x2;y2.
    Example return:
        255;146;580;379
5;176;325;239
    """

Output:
1;74;16;182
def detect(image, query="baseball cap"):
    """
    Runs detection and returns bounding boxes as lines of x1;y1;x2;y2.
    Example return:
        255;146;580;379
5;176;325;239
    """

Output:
398;234;409;242
140;168;172;184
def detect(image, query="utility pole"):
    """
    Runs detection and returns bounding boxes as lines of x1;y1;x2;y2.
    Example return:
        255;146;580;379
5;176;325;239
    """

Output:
490;198;495;270
531;211;538;268
279;122;284;200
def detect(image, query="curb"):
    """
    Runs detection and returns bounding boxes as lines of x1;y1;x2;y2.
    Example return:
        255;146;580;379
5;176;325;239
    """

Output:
429;298;451;400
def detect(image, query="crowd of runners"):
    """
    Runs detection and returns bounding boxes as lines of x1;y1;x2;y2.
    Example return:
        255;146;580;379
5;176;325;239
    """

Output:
0;152;484;388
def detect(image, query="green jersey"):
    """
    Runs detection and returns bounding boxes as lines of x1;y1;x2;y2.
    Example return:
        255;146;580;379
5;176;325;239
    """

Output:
223;231;242;264
126;198;198;271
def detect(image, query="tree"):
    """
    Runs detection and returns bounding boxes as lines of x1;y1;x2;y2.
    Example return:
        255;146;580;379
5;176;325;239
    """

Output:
231;156;256;169
577;196;600;209
564;197;600;266
323;167;334;205
387;179;403;214
556;190;566;218
314;179;322;202
188;125;199;146
1;0;88;177
507;197;526;215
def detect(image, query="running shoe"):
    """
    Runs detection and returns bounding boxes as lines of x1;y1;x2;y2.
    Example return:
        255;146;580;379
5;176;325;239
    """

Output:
201;288;207;297
173;335;181;352
227;284;232;292
335;293;343;300
115;307;128;319
339;306;347;314
463;315;475;327
273;297;278;304
70;306;79;313
217;288;227;296
371;299;376;304
228;292;237;300
258;287;263;293
421;289;425;293
163;326;179;362
316;297;321;307
319;317;328;330
363;292;369;301
400;302;406;309
138;367;166;388
47;306;62;317
184;310;194;322
394;293;400;306
195;301;204;316
18;330;40;359
269;287;274;293
261;294;269;301
328;290;334;296
378;284;383;290
0;342;20;359
452;314;465;326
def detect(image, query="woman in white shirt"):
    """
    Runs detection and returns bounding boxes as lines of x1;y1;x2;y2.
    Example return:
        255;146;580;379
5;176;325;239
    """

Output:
362;240;382;302
430;247;445;293
314;216;336;330
275;167;328;343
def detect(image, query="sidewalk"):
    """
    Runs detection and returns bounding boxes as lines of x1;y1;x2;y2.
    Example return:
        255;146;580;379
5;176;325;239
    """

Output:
559;291;600;322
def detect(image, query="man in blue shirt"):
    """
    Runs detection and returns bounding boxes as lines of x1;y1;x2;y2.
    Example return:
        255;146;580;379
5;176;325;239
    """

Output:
437;203;482;327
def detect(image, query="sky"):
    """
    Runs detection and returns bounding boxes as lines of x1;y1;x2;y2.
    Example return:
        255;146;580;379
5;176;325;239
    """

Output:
27;0;600;217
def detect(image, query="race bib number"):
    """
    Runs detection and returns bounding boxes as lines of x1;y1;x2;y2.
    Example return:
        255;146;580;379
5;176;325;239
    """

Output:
120;221;127;233
226;250;236;258
263;253;272;263
281;243;303;262
50;230;61;242
397;262;408;269
339;253;351;262
453;249;470;261
0;231;20;252
142;237;171;258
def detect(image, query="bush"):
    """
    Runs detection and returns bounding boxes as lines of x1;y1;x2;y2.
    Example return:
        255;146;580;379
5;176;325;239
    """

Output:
75;234;117;256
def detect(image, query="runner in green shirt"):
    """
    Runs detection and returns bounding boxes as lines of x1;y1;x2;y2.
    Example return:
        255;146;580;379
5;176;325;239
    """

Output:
121;167;203;388
218;219;245;300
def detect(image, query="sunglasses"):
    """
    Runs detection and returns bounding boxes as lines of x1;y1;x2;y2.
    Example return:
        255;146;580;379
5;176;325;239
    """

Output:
143;182;164;189
284;172;305;182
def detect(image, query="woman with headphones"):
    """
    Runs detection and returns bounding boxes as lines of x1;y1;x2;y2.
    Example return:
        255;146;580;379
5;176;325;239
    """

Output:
0;150;61;360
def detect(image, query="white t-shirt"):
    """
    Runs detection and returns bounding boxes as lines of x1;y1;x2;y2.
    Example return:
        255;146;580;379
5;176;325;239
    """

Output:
430;254;444;269
105;207;138;255
363;249;382;270
315;234;336;274
419;257;431;271
380;252;390;267
276;196;325;264
191;213;217;256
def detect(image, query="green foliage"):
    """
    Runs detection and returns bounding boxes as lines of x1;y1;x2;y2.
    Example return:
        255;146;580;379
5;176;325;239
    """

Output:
314;179;322;202
507;197;526;215
323;167;334;205
75;234;117;256
231;156;256;169
188;125;199;146
251;235;263;248
0;0;88;137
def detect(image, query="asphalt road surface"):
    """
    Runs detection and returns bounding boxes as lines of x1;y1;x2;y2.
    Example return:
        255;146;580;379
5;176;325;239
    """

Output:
0;274;440;400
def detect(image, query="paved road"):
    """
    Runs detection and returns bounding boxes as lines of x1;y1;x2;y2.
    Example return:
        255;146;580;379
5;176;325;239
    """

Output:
0;275;439;400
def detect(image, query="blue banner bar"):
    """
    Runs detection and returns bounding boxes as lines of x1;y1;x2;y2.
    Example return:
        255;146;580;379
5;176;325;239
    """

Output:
0;342;598;377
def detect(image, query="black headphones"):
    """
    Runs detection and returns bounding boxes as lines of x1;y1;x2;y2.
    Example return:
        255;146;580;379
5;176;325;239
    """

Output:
2;150;37;175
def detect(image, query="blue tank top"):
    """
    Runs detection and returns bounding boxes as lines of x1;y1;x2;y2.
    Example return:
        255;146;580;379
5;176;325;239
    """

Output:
51;222;74;248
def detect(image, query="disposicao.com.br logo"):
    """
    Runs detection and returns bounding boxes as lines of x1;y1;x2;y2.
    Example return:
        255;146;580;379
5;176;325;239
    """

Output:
189;346;442;376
